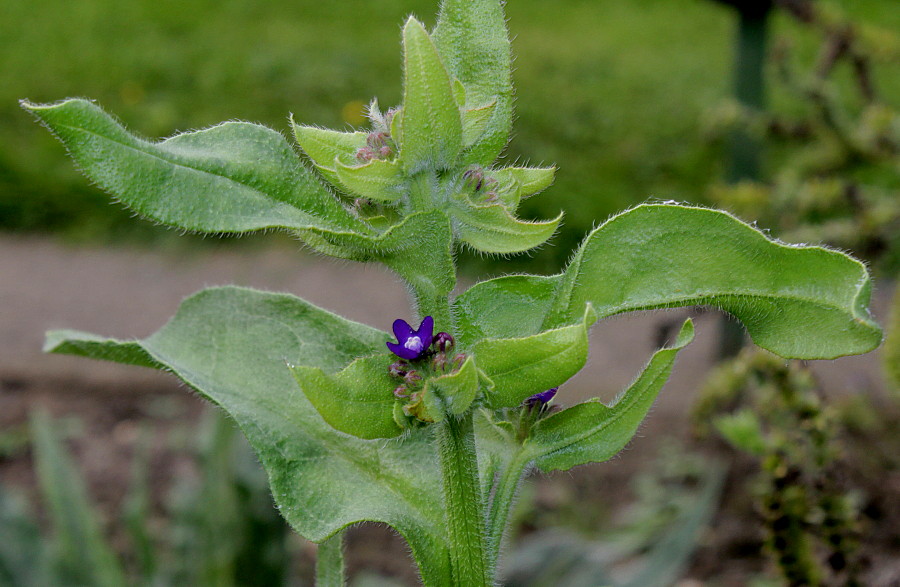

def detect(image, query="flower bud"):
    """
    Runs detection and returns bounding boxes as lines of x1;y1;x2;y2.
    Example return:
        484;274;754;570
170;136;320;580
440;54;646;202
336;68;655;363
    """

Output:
388;362;408;378
378;145;393;159
393;385;410;398
366;131;388;148
463;166;485;191
404;370;422;385
452;353;467;370
356;147;376;162
433;332;455;353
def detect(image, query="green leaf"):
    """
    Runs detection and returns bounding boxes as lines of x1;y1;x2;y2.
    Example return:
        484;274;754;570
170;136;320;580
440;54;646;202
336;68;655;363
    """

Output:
291;355;401;440
457;204;882;359
30;410;126;587
334;158;404;203
453;274;559;347
474;305;597;408
461;100;497;148
713;410;768;456
423;356;480;416
529;319;695;472
22;99;366;235
433;0;513;165
400;18;463;172
450;201;562;254
45;286;453;584
290;122;366;171
490;166;556;210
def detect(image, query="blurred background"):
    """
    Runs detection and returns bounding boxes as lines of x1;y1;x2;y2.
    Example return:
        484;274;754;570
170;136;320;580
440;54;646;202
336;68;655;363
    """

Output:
1;0;898;585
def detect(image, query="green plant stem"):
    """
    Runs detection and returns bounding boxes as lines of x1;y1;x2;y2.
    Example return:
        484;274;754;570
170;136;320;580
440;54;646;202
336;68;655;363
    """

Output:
436;411;489;586
485;449;531;573
315;531;346;587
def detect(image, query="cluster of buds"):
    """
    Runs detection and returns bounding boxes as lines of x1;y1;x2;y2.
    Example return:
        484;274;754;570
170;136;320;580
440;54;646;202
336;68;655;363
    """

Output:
462;165;499;203
386;317;467;421
356;107;398;163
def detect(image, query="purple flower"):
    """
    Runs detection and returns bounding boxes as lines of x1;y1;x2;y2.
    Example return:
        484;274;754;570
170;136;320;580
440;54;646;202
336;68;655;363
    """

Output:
387;316;434;361
524;387;558;409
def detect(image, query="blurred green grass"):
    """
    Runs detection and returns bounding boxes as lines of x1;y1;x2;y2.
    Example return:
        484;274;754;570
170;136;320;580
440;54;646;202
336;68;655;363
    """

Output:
3;0;899;268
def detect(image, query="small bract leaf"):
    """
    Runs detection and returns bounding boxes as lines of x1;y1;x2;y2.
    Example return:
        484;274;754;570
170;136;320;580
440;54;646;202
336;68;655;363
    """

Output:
450;201;562;254
291;355;401;440
490;166;556;209
433;0;513;165
22;99;364;235
400;17;463;172
334;158;404;203
474;305;597;409
290;121;366;171
423;355;480;416
530;319;695;472
462;100;497;147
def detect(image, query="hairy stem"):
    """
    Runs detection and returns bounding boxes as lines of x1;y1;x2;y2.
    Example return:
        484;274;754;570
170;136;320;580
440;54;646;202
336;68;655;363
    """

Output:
436;412;490;586
485;449;532;574
315;531;346;587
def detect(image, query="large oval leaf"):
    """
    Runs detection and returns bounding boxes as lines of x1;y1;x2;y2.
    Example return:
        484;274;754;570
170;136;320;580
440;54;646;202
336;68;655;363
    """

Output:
44;286;452;585
455;204;881;360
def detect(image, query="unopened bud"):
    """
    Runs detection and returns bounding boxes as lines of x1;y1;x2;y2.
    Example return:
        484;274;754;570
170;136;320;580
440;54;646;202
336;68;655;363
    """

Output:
463;166;485;191
388;362;408;378
404;370;422;385
434;332;455;353
432;353;448;372
367;131;388;148
393;385;410;398
452;353;467;370
378;145;393;159
356;147;376;162
484;191;498;203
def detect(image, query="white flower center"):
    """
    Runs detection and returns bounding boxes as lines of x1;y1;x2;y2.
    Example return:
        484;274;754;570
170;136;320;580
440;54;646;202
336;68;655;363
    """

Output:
404;336;423;352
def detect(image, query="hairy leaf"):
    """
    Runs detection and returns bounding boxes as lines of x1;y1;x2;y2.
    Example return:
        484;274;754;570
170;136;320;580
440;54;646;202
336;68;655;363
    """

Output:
44;287;452;584
334;158;405;203
474;305;597;408
529;319;695;472
456;204;881;359
291;355;401;440
22;99;365;235
433;0;512;165
450;201;562;254
400;18;462;172
423;356;480;416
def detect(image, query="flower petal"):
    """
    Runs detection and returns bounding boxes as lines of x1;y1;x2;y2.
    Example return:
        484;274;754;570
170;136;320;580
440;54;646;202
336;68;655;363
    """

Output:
392;318;414;342
417;316;435;348
387;341;419;360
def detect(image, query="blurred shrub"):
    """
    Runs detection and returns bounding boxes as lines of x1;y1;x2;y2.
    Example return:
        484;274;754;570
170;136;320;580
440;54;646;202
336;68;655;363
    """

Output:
693;349;900;586
705;1;900;276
